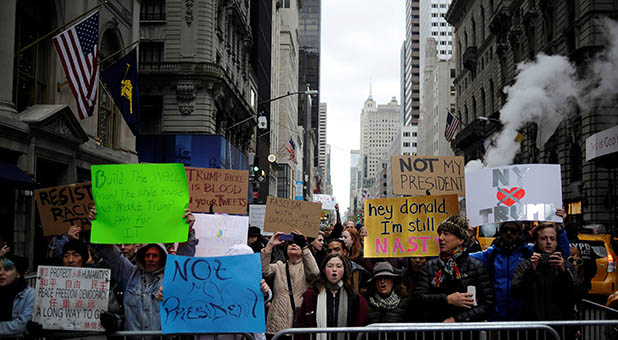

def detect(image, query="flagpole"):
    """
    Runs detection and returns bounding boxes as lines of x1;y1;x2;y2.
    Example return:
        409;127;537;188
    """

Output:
14;5;102;59
100;40;141;66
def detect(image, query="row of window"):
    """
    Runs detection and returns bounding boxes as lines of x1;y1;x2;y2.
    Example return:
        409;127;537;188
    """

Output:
431;4;449;8
431;31;453;36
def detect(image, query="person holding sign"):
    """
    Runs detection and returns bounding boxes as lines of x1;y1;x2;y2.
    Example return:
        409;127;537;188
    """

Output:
413;216;494;323
294;254;368;334
0;255;34;335
89;209;196;332
261;231;319;335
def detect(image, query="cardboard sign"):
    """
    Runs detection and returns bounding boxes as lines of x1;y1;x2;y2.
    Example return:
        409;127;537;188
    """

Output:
465;164;563;226
186;167;249;215
160;254;265;334
313;194;337;210
363;195;459;258
263;196;321;237
392;155;466;196
35;182;94;236
90;163;189;244
249;204;266;230
34;266;110;331
194;214;248;257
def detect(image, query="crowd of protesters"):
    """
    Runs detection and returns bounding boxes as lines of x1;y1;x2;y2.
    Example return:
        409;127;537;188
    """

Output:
0;203;587;337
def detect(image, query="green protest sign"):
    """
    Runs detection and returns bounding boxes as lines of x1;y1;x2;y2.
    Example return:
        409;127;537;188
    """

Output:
90;163;189;244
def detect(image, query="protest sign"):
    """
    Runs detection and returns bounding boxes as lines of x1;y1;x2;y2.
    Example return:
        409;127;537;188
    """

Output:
161;254;265;334
194;213;248;257
185;167;249;215
33;266;110;331
313;194;337;210
249;204;266;231
35;182;94;236
264;196;321;237
465;164;563;226
391;155;465;196
363;195;459;258
90;163;189;244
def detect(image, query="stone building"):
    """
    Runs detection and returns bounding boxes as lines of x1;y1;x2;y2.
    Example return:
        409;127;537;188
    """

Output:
0;1;139;264
446;0;618;227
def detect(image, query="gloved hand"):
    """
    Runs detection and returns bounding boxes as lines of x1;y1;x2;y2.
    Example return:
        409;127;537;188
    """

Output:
26;320;44;336
100;311;123;332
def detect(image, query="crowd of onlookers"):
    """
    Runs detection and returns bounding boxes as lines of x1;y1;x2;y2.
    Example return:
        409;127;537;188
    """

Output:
0;205;587;337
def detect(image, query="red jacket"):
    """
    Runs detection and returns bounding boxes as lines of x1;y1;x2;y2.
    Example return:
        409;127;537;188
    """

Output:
295;287;369;329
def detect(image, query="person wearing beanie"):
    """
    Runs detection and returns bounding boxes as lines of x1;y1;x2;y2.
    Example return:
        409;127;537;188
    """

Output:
0;255;34;335
62;239;89;267
413;215;494;322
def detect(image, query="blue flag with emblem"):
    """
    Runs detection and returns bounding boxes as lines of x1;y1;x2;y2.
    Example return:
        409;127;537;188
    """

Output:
101;47;140;135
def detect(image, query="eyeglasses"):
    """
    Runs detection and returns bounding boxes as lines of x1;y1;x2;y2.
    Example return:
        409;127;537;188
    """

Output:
501;228;520;235
327;247;341;253
568;257;583;266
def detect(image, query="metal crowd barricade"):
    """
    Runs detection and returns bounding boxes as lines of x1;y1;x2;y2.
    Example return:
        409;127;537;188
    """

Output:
1;331;256;340
577;298;618;340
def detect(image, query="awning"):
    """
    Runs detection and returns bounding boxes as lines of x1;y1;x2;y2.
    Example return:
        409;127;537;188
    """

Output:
0;162;37;189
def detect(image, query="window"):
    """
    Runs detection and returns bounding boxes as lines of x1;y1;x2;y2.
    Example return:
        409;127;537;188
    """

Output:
403;142;410;147
403;132;410;137
141;0;166;20
282;0;291;8
140;42;164;63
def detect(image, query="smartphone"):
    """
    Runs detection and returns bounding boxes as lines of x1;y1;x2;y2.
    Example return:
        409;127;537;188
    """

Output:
467;286;478;306
540;254;551;263
279;233;294;241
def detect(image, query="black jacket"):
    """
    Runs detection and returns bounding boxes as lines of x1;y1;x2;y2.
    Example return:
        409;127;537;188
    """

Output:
367;296;408;324
511;257;584;321
413;253;494;322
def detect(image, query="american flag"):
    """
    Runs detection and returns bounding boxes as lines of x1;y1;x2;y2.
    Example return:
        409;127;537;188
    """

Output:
444;111;460;142
53;11;100;120
285;138;296;163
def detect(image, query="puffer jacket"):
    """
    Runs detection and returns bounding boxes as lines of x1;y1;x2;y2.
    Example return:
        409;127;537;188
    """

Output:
470;227;571;321
0;286;34;335
511;252;584;321
261;248;319;334
367;295;407;324
97;239;195;331
413;253;494;322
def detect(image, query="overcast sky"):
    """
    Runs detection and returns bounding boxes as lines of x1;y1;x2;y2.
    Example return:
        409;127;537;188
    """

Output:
322;0;405;216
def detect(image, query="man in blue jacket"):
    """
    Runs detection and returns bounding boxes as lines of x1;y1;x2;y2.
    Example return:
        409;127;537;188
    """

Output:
470;209;570;321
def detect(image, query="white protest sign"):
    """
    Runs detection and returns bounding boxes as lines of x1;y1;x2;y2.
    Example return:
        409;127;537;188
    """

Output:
313;194;337;210
195;213;249;257
249;204;266;231
586;125;618;161
34;266;110;331
465;164;563;226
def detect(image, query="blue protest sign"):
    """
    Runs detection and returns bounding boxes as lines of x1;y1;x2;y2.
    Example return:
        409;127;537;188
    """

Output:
161;254;265;334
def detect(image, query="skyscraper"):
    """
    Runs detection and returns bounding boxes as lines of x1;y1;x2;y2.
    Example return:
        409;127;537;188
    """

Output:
318;102;327;189
419;0;453;101
404;0;420;126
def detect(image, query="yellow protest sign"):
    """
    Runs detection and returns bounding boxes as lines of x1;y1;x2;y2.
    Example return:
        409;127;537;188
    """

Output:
363;194;459;258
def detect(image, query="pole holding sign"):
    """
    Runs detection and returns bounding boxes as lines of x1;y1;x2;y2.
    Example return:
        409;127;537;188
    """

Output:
363;195;459;258
391;155;466;196
465;164;563;226
90;163;189;244
185;167;249;215
160;254;265;334
35;182;94;236
34;266;110;331
264;196;321;237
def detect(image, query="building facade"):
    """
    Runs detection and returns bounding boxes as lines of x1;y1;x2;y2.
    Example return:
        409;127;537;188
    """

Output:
419;0;453;96
318;102;327;190
418;38;456;156
348;149;361;221
0;0;139;264
404;0;420;126
446;0;618;228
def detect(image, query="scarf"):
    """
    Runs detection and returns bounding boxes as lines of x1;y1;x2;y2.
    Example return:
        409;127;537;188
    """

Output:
316;281;347;340
432;247;465;287
369;292;401;310
0;277;27;321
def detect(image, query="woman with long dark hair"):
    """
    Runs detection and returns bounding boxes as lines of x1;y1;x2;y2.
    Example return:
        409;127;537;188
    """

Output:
0;256;34;335
295;254;368;335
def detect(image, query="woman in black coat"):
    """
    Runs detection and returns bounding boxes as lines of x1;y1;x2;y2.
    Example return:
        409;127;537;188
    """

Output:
366;262;407;324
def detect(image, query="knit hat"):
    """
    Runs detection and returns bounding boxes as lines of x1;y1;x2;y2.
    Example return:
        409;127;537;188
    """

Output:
437;215;470;242
62;239;89;263
248;226;262;238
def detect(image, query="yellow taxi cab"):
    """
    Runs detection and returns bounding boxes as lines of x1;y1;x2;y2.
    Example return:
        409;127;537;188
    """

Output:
577;233;617;296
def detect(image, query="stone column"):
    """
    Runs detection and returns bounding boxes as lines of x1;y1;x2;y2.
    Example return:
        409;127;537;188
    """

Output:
0;0;17;114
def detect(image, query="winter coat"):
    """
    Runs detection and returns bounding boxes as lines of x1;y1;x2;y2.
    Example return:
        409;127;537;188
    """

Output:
0;286;34;335
413;253;494;322
294;287;368;328
261;248;319;334
367;295;407;324
470;227;571;321
97;239;195;331
511;255;584;321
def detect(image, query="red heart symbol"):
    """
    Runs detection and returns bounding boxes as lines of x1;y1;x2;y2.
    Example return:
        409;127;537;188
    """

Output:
496;187;526;207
